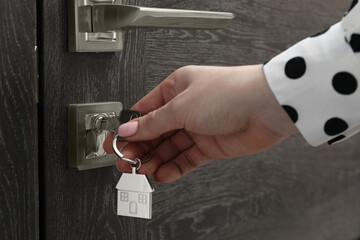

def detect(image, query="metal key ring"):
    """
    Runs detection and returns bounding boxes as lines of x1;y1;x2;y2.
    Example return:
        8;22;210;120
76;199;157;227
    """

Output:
131;158;142;171
112;134;137;165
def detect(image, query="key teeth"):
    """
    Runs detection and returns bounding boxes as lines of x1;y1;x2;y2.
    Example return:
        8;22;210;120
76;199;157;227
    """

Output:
92;110;141;133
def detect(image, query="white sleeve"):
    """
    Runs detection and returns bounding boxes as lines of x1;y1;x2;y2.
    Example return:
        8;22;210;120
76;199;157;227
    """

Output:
263;1;360;146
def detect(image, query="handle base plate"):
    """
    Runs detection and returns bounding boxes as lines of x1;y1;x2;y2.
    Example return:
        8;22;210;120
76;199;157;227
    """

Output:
68;0;123;52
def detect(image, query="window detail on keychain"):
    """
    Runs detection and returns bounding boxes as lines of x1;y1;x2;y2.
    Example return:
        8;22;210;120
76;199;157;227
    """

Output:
120;192;129;202
138;194;147;204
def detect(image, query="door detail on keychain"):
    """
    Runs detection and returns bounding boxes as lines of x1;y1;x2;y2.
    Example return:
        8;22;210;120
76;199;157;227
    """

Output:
113;135;155;219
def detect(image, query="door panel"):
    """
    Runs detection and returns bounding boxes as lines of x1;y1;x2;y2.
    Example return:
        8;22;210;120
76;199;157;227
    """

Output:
0;0;38;239
41;0;360;239
145;1;360;239
41;0;148;239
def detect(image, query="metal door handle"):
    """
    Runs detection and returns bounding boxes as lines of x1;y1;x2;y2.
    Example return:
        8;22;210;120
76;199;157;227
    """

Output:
69;0;235;52
79;5;234;32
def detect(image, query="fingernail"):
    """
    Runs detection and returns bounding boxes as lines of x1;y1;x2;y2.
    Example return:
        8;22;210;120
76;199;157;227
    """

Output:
118;121;138;137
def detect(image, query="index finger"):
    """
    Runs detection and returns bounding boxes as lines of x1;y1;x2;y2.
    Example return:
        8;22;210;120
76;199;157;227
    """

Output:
131;70;188;114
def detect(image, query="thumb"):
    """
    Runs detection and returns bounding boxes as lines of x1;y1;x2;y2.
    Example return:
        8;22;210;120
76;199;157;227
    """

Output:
118;103;183;141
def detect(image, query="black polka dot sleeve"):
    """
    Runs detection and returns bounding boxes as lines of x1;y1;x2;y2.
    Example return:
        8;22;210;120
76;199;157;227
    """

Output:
263;1;360;146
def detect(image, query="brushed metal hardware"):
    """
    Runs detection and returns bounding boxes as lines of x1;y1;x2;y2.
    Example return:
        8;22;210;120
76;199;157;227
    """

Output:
69;0;235;52
79;5;235;32
69;0;123;52
68;102;140;170
68;102;121;170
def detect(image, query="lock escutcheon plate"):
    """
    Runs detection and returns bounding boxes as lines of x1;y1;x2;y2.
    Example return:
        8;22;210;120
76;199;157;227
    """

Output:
68;102;123;170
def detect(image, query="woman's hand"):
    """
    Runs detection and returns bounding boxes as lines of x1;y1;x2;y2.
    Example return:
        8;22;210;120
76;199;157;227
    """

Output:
103;65;298;183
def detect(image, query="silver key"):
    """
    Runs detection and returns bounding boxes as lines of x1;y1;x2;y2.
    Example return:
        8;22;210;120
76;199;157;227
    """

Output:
97;110;141;133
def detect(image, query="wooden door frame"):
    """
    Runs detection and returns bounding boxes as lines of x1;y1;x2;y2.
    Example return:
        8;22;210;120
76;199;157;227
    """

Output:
0;0;39;239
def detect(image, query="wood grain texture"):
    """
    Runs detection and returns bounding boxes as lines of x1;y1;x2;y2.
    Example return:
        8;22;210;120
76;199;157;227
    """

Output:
144;0;360;240
41;0;148;239
0;0;38;239
41;0;360;239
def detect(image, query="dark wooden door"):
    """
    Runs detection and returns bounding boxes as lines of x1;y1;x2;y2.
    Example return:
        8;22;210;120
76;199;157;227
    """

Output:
2;0;360;239
0;0;39;239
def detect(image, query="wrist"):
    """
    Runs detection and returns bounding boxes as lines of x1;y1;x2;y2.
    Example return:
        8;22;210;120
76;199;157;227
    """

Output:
245;64;299;138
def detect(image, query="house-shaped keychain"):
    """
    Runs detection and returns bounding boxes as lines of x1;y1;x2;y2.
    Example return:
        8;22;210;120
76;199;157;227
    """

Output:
116;167;154;219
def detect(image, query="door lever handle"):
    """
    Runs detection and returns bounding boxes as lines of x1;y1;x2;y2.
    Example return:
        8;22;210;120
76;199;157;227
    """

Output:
69;0;235;52
79;4;235;33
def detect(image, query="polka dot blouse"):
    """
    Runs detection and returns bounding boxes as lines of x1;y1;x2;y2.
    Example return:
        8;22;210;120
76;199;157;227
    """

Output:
264;0;360;146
